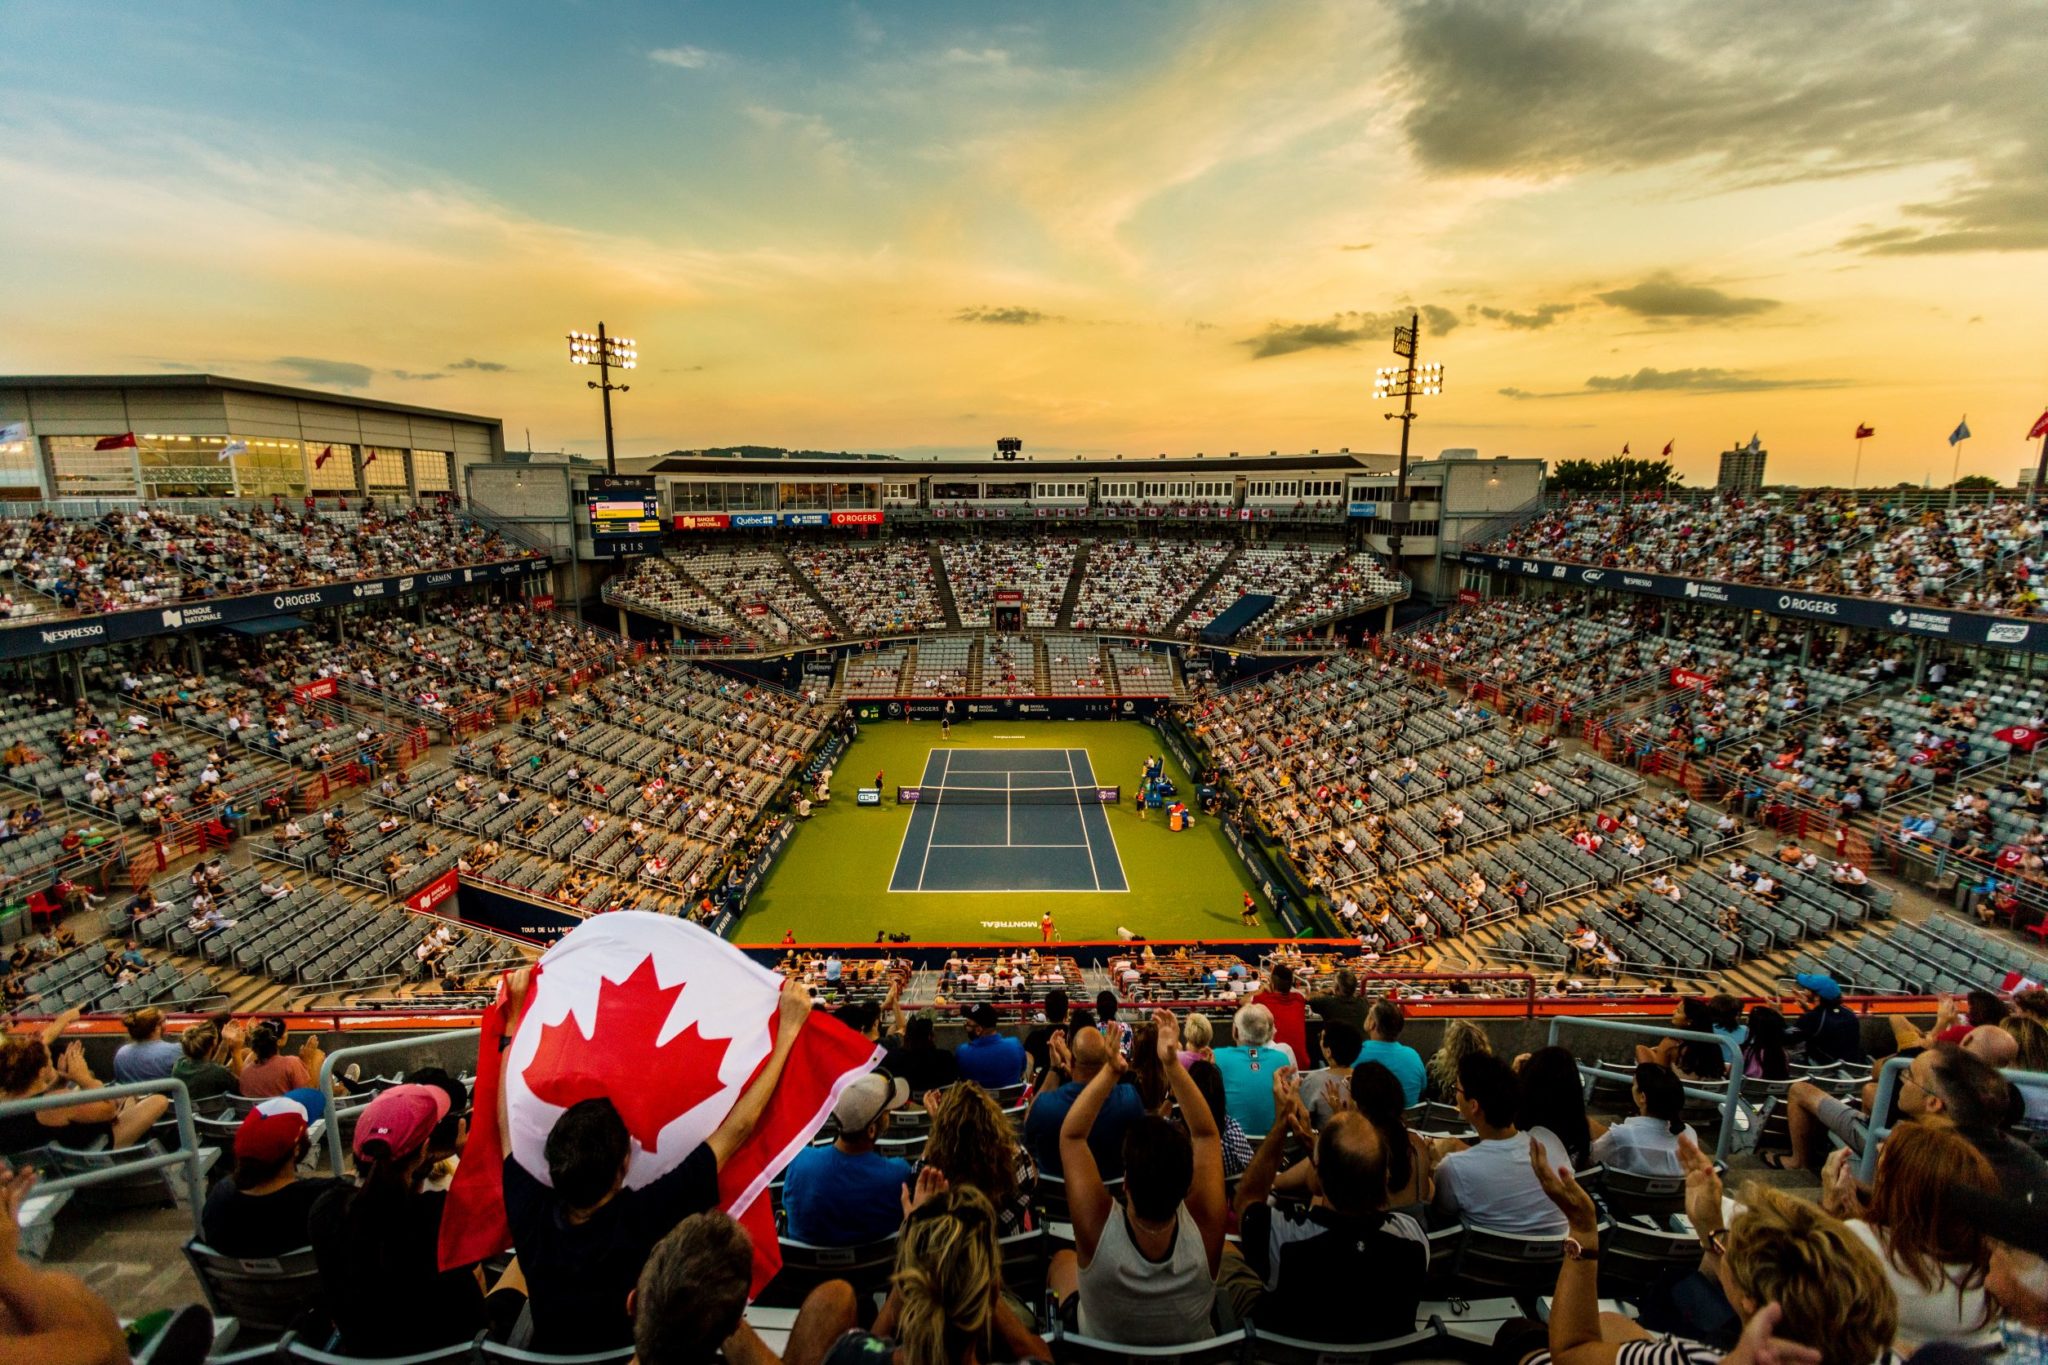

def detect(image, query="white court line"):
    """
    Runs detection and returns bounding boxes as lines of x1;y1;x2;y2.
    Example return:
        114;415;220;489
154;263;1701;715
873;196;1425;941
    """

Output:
1006;770;1012;847
1071;747;1130;891
1063;748;1104;892
928;842;1091;849
887;746;939;892
914;748;953;892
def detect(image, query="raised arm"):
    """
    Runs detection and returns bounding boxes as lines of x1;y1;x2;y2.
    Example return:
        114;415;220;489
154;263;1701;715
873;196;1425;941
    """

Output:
709;980;814;1169
1057;1029;1124;1262
0;1164;127;1365
1153;1009;1226;1272
496;966;536;1160
1529;1137;1610;1365
1232;1066;1300;1218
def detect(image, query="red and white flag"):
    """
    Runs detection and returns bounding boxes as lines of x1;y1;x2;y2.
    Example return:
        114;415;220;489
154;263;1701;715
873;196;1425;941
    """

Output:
438;912;881;1292
1620;442;1631;455
1854;424;1875;440
1995;725;2044;753
2030;409;2048;442
1661;440;1674;457
94;432;138;451
314;445;336;469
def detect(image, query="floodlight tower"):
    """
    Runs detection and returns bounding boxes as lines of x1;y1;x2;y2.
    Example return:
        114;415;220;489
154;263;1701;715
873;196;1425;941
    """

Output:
1373;313;1444;572
566;323;638;474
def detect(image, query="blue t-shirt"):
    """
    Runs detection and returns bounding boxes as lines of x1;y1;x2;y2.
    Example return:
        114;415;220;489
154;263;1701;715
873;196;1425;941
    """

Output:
955;1032;1027;1090
112;1039;182;1084
1215;1045;1294;1136
1024;1079;1145;1179
781;1143;912;1247
1355;1040;1427;1107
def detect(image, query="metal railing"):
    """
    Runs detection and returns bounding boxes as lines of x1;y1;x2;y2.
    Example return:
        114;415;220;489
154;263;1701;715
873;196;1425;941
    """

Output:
1858;1060;2048;1182
0;1076;209;1240
1547;1015;1745;1161
315;1029;483;1175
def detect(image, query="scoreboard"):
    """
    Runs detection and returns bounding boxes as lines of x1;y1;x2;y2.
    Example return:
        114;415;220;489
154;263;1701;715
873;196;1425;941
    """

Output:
587;474;662;539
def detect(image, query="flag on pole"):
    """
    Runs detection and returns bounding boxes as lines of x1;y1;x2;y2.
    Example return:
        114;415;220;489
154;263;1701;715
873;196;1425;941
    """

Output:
314;445;335;469
1949;418;1971;446
362;450;378;468
94;432;138;451
217;440;248;462
1854;424;1874;440
1746;433;1762;454
1620;442;1630;455
0;423;24;445
438;912;882;1294
2029;409;2048;441
1661;440;1674;457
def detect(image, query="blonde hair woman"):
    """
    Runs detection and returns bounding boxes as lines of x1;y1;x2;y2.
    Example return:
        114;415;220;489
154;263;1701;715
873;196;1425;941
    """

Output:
920;1082;1037;1237
831;1181;1050;1365
1426;1018;1492;1101
1176;1012;1215;1067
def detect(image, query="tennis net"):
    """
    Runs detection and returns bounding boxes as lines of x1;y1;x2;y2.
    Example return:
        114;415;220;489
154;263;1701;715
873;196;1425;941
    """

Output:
896;783;1121;805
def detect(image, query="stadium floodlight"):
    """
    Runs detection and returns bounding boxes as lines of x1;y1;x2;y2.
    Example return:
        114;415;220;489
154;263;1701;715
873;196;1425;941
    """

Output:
565;322;638;473
1370;313;1447;575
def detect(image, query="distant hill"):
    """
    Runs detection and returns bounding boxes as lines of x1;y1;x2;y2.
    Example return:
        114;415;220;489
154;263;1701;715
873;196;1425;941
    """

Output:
656;445;899;462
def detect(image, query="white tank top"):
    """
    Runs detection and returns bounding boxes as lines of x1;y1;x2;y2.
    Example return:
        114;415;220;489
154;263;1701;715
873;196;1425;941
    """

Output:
1076;1204;1215;1346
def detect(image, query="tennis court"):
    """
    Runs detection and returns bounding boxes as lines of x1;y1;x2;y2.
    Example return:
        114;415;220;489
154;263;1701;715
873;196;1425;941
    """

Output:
889;747;1129;893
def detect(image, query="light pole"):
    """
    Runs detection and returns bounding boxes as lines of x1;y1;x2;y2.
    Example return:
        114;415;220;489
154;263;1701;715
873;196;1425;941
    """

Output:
1373;313;1444;573
566;324;638;474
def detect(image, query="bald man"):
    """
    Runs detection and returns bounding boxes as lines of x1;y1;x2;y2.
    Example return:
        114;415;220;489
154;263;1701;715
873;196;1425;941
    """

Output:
1235;1095;1428;1341
1963;1024;2020;1069
1023;1026;1144;1179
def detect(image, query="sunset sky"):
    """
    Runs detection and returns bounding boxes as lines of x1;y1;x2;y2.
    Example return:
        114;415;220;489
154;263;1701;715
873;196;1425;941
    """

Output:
4;1;2045;485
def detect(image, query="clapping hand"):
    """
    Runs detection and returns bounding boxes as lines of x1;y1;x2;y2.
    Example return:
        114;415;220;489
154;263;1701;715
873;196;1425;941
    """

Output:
1047;1029;1073;1076
1152;1008;1181;1064
1724;1303;1823;1365
1527;1138;1600;1241
901;1164;949;1219
1676;1132;1726;1240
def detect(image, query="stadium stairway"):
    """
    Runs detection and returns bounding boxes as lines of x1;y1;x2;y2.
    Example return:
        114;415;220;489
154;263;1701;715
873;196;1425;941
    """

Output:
927;543;962;628
1054;542;1091;629
1166;544;1241;632
772;546;851;636
966;638;985;694
1032;639;1051;694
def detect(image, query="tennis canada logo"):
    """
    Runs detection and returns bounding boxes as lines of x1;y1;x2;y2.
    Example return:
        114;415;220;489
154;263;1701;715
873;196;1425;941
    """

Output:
1989;623;2030;644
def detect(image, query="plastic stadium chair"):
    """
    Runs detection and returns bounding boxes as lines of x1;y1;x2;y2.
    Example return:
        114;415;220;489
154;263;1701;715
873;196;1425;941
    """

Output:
757;1234;900;1309
280;1330;484;1365
478;1342;635;1365
183;1242;323;1337
1245;1318;1455;1365
1049;1323;1250;1364
1599;1221;1705;1295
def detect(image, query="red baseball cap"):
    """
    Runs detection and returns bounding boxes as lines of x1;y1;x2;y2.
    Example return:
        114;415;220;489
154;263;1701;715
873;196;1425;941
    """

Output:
352;1083;450;1159
234;1096;311;1163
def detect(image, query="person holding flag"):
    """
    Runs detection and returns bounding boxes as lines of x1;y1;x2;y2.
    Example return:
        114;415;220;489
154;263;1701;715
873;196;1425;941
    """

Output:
442;911;884;1353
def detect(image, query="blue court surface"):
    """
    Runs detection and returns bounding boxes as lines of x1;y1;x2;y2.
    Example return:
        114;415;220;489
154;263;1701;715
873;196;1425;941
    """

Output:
889;748;1129;893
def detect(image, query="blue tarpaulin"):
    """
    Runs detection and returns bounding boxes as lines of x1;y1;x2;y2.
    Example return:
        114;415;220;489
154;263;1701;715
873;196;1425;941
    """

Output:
1198;593;1276;644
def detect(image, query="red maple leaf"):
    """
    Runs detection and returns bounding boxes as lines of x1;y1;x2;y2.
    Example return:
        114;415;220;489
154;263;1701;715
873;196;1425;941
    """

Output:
522;954;735;1149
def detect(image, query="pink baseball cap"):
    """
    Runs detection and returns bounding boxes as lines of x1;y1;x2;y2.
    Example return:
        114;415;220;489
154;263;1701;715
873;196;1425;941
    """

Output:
351;1083;450;1159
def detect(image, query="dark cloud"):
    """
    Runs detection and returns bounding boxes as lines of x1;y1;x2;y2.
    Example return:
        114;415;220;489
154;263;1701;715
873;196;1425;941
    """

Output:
1387;0;2047;258
954;305;1058;325
1241;305;1458;360
1501;367;1849;399
1596;274;1778;320
1477;303;1574;330
391;370;445;381
448;357;509;372
273;357;373;389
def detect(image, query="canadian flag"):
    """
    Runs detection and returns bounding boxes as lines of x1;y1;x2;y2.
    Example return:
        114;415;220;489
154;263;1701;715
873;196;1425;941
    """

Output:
439;912;880;1293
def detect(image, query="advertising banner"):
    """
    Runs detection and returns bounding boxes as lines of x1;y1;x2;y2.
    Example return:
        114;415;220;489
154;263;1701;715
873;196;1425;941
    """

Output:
730;512;778;529
1670;667;1716;691
830;509;884;526
781;512;829;527
673;514;731;531
1347;502;1380;519
405;868;461;916
1459;552;2048;654
531;594;556;611
292;677;339;704
0;556;548;663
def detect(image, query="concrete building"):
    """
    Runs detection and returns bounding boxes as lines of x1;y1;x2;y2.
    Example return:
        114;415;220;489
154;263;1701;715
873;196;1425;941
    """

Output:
1717;443;1768;491
0;375;505;503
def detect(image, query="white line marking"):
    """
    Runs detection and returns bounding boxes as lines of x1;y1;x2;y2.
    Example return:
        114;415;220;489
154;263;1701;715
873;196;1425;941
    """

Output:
1072;747;1130;892
886;746;940;891
1006;770;1012;847
915;748;952;892
1064;748;1103;892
